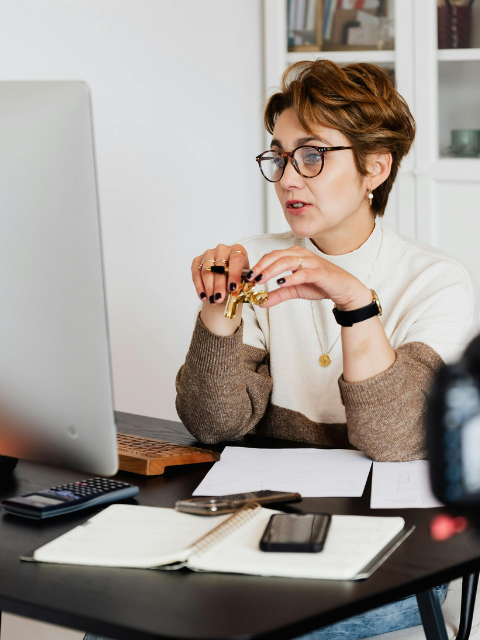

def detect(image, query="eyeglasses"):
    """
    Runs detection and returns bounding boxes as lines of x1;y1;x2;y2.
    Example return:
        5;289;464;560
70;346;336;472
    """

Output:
255;145;352;183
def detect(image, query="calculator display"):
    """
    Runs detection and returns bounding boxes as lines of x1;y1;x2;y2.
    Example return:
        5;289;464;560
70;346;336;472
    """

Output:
26;495;64;505
1;477;139;519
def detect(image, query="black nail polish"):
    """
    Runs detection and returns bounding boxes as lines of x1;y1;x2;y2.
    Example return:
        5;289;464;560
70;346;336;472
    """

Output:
254;274;263;282
229;282;237;291
246;270;254;280
277;278;286;285
200;292;206;300
215;292;221;301
209;295;215;304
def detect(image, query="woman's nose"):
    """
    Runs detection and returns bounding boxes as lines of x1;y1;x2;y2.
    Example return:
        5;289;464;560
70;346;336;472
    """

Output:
279;156;304;190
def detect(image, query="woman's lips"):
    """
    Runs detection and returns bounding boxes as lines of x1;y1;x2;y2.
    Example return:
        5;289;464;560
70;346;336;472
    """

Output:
286;200;312;215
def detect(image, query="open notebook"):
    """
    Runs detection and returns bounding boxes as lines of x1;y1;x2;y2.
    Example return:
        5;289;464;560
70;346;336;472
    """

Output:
21;504;412;581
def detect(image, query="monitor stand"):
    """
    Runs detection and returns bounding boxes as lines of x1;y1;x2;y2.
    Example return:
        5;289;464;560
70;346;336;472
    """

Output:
0;455;18;476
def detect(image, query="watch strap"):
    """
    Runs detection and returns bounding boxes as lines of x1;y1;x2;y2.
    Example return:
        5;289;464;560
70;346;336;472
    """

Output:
332;291;382;327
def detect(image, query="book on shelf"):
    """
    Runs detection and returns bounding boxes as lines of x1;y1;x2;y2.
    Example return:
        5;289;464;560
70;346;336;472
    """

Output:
323;0;339;42
288;0;323;51
288;0;394;53
21;503;414;581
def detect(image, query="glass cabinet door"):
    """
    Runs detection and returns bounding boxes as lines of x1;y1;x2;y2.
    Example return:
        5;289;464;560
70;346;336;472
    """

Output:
437;1;480;159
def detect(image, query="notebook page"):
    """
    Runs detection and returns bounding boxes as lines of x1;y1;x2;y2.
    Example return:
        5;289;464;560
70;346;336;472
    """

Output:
31;505;231;568
189;509;405;580
193;447;373;498
371;461;443;509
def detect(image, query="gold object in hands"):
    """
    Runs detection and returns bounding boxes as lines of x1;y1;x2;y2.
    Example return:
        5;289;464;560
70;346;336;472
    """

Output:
224;279;268;319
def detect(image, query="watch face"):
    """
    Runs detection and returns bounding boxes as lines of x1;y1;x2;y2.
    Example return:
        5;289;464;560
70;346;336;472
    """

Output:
371;290;382;316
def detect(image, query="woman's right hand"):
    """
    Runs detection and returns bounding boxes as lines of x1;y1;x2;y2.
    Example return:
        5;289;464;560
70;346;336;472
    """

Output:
192;244;249;336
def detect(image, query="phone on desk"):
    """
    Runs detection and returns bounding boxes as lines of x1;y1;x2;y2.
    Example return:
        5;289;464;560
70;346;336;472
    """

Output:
175;490;301;515
260;513;331;553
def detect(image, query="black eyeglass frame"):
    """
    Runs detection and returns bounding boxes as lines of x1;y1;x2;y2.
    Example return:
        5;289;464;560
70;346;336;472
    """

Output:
255;145;352;183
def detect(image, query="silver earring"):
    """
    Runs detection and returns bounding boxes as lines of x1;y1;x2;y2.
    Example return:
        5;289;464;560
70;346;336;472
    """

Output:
368;189;373;205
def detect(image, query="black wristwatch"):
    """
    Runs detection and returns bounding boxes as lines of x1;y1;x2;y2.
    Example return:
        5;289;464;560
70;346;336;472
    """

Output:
332;290;382;327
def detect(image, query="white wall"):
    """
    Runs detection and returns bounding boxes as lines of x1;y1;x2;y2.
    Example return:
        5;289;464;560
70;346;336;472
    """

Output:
0;0;265;421
436;182;480;280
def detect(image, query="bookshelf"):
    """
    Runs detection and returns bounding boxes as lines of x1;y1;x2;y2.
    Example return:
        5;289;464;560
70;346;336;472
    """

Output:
262;0;480;291
286;49;395;64
437;47;480;61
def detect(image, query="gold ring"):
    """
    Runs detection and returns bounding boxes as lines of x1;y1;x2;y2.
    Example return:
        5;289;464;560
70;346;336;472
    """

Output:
230;250;246;258
215;259;228;265
199;258;215;271
297;257;303;270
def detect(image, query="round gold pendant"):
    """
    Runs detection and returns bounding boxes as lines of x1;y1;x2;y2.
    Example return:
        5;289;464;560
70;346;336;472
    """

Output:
319;353;332;367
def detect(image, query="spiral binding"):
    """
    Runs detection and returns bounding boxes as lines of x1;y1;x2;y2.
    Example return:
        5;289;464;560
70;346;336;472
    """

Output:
189;503;262;559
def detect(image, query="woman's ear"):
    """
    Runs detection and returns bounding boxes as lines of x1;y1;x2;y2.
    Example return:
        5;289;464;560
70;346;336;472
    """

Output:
368;153;392;190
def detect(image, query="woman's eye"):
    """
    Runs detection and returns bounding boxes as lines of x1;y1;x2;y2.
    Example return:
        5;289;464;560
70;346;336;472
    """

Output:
272;155;284;168
304;153;322;164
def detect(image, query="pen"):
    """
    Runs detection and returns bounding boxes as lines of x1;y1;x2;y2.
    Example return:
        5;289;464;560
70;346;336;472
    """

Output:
206;265;251;278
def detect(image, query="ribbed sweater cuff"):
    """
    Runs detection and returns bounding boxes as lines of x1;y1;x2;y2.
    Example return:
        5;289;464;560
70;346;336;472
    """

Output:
338;355;399;408
186;313;244;376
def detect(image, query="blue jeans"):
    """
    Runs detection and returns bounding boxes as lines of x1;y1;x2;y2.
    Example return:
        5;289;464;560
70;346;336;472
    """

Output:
83;584;448;640
295;584;449;640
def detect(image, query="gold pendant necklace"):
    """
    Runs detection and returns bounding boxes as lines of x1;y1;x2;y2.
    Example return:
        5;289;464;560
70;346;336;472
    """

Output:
311;227;384;367
318;353;333;367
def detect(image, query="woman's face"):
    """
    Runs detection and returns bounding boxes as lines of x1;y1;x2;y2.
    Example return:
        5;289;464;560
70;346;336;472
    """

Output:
272;108;372;244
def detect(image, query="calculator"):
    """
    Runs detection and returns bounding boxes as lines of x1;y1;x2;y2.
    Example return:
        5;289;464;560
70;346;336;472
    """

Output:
1;477;139;519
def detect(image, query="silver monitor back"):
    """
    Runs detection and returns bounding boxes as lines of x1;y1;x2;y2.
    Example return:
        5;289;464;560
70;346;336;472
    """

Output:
0;81;118;476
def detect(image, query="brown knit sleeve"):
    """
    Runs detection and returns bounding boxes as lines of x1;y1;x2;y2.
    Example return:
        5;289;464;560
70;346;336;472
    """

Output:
175;314;273;444
338;342;443;462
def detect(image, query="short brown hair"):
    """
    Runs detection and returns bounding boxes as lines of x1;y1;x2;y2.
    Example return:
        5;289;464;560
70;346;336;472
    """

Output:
264;60;416;217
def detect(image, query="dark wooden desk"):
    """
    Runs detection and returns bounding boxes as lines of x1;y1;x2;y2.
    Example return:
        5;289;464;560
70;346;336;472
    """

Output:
0;413;478;640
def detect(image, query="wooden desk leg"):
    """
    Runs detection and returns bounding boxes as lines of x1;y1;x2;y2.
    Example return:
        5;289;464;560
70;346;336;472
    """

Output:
416;589;449;640
456;572;479;640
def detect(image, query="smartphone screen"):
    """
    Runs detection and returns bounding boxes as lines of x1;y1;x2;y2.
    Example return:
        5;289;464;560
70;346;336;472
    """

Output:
260;513;331;553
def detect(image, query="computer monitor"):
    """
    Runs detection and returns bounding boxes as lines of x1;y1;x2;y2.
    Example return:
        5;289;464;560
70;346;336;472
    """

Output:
0;81;118;476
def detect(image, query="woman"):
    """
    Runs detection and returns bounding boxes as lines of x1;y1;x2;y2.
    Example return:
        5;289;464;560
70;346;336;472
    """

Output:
174;60;476;639
177;60;477;457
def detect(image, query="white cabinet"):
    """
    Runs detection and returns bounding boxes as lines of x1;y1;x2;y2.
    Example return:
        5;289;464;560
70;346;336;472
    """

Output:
262;0;480;285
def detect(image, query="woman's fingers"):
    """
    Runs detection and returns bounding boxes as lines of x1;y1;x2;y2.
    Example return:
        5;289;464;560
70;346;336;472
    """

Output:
192;244;249;306
192;255;209;301
263;278;326;308
192;251;216;302
249;250;313;285
227;246;248;293
210;245;232;304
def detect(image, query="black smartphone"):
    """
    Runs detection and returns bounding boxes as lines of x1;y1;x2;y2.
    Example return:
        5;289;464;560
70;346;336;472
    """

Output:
260;513;331;553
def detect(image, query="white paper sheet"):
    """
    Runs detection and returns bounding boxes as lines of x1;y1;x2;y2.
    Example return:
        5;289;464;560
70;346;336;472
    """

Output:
371;460;443;509
193;447;373;498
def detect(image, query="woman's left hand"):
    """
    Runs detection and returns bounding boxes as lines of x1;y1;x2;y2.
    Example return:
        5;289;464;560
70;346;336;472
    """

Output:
248;246;372;311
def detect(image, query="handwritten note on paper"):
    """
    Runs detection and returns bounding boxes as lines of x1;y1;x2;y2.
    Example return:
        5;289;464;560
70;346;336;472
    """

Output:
371;460;443;509
193;447;373;498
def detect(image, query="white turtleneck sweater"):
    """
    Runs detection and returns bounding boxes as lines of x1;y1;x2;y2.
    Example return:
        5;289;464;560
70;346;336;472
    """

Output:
176;221;479;461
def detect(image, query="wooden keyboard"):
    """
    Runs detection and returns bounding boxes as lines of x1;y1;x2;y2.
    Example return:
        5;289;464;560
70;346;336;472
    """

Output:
117;433;221;476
